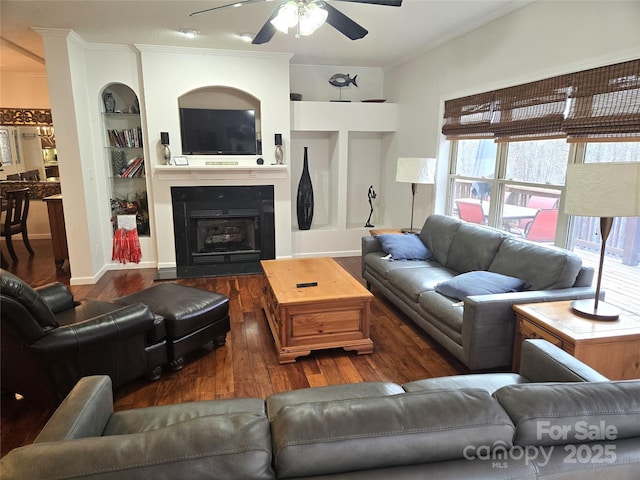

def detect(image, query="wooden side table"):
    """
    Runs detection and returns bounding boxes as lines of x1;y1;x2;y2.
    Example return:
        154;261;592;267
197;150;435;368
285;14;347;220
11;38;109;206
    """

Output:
512;301;640;380
368;228;404;236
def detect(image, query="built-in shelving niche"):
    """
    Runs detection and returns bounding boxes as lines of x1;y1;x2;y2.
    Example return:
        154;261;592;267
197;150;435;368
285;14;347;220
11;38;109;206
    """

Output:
101;83;151;238
290;131;338;230
289;101;397;256
346;131;391;229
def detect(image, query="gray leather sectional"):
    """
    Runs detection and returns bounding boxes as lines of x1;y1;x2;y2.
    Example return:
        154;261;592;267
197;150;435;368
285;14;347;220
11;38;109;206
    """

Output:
2;340;639;479
362;215;597;370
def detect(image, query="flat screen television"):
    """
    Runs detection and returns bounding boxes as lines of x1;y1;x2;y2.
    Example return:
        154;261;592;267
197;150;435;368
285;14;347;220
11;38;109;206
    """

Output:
179;108;259;155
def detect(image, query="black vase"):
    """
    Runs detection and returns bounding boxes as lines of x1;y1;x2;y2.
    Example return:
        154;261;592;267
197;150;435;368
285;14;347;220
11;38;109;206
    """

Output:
297;147;314;230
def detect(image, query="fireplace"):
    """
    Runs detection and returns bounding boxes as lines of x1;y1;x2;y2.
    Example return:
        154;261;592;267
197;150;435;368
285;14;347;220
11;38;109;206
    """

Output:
171;185;275;277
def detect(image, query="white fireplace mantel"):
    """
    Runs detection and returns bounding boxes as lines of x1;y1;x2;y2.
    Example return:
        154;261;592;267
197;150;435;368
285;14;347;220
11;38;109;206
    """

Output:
153;164;289;182
151;163;292;270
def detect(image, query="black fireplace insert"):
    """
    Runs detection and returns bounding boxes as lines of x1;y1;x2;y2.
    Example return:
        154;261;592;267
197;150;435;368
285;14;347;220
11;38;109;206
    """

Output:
171;185;275;277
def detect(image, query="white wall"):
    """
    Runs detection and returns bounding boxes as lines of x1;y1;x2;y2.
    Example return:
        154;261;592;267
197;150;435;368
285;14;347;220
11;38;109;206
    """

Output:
138;46;293;269
39;29;109;284
0;72;50;107
383;0;640;230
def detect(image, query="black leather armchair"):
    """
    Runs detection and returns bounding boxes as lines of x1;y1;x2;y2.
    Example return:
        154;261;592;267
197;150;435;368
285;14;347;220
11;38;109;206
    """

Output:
0;269;167;406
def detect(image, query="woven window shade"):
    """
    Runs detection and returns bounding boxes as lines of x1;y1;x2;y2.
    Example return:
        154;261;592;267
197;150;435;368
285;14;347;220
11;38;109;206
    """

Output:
442;92;495;139
442;59;640;142
563;59;640;141
491;75;570;140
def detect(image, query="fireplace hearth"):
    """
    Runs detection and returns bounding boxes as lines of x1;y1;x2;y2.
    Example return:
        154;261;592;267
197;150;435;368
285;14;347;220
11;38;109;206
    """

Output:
170;185;275;278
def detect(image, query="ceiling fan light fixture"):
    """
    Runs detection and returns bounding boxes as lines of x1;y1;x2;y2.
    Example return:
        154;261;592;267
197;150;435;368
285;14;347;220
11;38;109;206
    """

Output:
179;28;199;38
238;32;255;42
270;1;299;33
298;3;328;36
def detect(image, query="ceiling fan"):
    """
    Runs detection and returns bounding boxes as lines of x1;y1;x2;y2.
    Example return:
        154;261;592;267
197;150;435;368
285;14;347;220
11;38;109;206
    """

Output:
190;0;402;45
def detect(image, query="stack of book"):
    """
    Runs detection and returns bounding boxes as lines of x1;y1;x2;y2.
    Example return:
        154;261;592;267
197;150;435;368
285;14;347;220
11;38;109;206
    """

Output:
120;157;145;177
108;126;143;148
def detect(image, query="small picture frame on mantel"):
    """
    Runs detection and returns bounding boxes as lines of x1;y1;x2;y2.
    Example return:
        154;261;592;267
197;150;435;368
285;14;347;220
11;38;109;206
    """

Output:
173;156;189;166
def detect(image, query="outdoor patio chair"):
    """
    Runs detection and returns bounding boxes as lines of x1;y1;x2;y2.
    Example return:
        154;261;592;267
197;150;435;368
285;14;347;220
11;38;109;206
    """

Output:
519;195;558;230
522;208;558;243
455;199;486;224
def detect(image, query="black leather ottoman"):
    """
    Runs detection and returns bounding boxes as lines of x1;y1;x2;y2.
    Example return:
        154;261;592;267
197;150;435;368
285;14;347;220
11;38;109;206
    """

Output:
118;283;230;371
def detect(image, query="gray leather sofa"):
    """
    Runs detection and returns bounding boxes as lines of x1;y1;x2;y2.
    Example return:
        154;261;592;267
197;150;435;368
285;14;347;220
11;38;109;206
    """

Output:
362;215;596;370
1;340;639;479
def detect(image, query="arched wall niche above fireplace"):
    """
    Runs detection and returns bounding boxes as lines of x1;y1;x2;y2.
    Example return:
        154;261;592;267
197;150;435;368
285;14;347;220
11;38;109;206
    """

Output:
178;86;262;156
178;86;260;111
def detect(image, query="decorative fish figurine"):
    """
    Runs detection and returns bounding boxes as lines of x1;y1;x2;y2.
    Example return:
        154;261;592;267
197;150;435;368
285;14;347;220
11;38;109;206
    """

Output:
329;73;358;88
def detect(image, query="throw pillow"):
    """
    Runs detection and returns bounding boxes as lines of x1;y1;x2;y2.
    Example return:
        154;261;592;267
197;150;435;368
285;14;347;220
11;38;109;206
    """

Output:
377;233;433;261
435;271;530;300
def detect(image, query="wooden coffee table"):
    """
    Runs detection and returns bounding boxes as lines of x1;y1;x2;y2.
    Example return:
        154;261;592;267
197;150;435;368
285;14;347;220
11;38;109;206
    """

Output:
261;257;374;364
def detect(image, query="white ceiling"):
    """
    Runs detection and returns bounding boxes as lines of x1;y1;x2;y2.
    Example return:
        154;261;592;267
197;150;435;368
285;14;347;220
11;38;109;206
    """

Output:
0;0;529;74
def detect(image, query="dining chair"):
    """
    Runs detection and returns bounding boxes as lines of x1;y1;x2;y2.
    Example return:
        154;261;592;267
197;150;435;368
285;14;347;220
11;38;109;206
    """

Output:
21;169;41;181
524;208;558;243
1;188;34;262
455;199;486;224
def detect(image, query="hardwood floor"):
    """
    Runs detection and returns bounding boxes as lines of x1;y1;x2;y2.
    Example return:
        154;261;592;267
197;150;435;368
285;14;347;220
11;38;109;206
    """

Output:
0;239;467;458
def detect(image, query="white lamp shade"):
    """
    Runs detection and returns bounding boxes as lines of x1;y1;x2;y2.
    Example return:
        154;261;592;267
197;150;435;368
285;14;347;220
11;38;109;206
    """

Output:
565;162;640;218
396;157;436;184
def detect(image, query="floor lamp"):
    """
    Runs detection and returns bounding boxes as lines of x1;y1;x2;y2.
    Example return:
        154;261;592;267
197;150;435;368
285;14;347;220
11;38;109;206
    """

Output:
396;157;437;233
564;162;640;320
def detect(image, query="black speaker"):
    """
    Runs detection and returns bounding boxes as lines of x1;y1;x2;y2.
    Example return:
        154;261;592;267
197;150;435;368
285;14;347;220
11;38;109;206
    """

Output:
274;133;282;146
161;132;170;145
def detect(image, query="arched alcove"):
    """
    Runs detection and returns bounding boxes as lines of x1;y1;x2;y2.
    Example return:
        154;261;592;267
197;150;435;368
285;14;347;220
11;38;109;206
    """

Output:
101;83;140;115
178;87;262;155
101;82;149;237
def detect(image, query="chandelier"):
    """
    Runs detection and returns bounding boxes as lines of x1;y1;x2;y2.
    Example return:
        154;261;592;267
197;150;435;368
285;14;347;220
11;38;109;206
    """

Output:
270;1;329;37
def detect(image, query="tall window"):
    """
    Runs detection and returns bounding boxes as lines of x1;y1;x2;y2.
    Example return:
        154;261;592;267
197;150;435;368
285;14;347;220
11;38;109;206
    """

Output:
447;139;640;315
443;59;640;315
449;138;566;243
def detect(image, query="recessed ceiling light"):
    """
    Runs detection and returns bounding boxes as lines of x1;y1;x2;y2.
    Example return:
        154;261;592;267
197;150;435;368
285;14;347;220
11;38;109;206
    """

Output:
238;32;255;43
179;28;199;39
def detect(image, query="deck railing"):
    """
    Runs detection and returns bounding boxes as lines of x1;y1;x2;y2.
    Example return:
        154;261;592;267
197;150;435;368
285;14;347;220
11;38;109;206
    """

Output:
574;217;640;266
452;180;640;266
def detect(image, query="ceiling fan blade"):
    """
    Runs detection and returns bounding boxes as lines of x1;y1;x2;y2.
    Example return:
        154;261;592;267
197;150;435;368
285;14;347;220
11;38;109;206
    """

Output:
330;0;402;6
190;0;265;16
252;6;280;44
322;3;368;40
